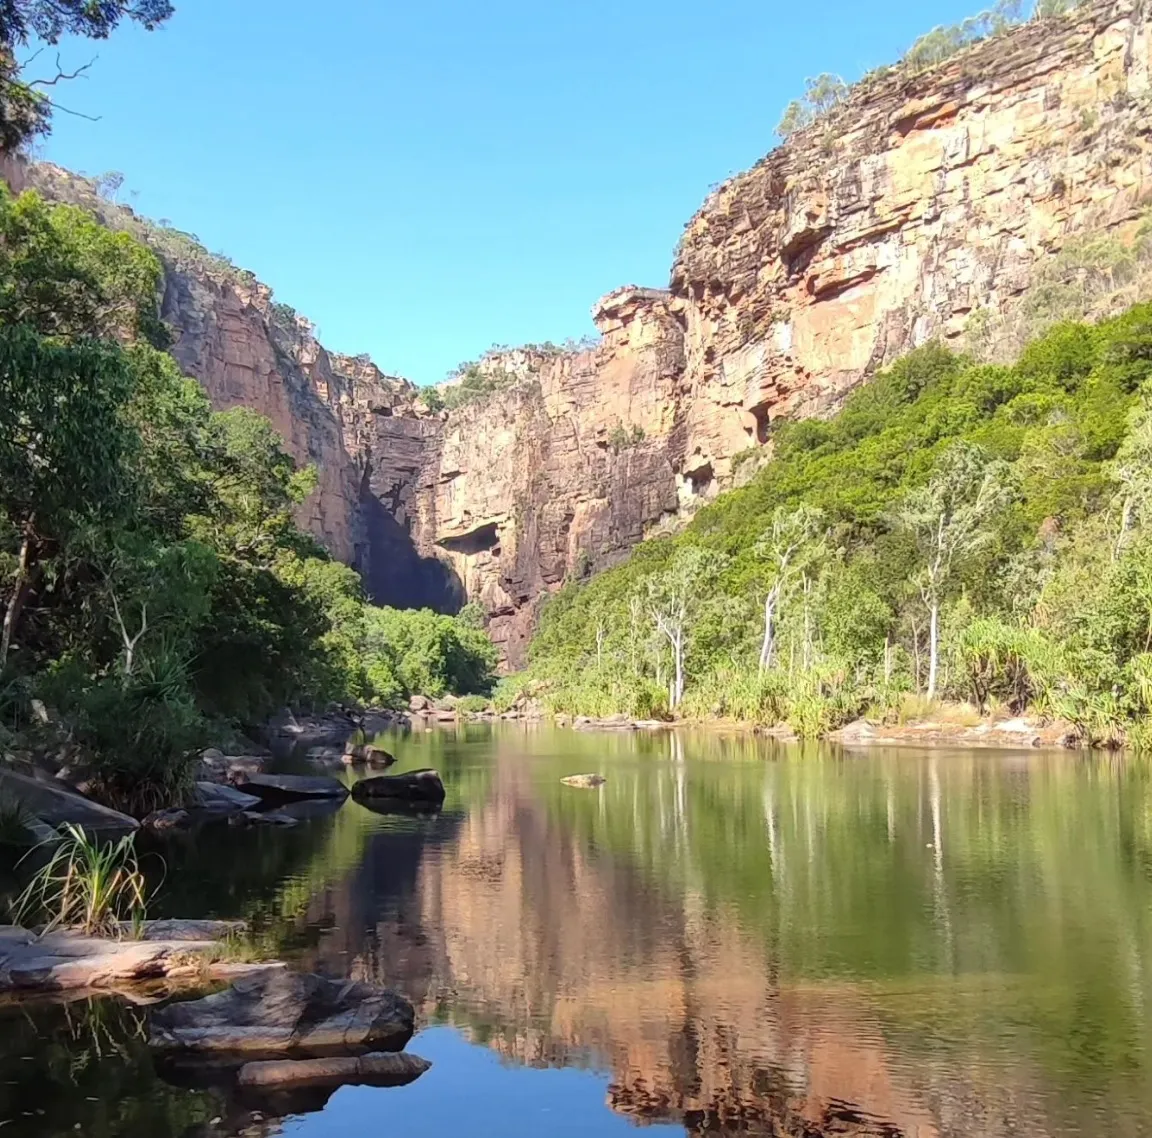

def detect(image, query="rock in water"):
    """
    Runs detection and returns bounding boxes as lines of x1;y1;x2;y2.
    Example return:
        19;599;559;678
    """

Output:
237;1051;431;1090
194;781;263;813
561;773;607;788
236;774;349;803
341;743;395;768
143;807;191;831
350;769;446;805
149;970;415;1056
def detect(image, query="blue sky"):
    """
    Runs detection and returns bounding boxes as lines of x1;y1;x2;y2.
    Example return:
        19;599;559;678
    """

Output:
28;0;976;385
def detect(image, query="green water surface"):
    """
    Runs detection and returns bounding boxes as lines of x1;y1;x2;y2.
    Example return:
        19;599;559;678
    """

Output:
2;726;1151;1137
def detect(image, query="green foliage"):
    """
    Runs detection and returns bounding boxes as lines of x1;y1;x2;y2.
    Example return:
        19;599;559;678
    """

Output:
13;823;151;938
0;2;173;148
775;74;848;140
436;359;522;411
0;188;498;808
522;302;1152;740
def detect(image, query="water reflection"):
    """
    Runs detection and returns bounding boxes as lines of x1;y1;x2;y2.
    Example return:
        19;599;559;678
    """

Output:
6;728;1152;1137
248;728;1152;1137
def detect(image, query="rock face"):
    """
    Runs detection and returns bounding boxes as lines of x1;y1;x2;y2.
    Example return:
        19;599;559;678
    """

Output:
10;0;1152;664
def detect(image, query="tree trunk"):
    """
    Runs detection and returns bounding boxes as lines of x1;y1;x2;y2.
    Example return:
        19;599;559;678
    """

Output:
0;531;35;671
926;597;940;701
672;630;685;708
758;593;777;671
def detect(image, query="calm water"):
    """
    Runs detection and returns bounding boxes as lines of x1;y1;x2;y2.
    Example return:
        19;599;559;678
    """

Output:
2;726;1152;1137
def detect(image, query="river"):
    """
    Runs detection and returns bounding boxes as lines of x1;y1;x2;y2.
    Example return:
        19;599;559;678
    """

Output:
2;725;1151;1137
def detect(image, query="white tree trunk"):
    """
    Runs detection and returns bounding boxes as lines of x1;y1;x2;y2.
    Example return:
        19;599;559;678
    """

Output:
672;631;685;707
758;592;777;670
926;597;940;701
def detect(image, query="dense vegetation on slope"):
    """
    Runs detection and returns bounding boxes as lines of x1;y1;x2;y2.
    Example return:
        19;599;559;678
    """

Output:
0;186;495;812
515;302;1152;743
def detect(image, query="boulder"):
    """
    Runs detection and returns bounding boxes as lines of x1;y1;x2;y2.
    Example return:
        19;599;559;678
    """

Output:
0;768;138;836
340;742;395;767
350;769;446;805
561;773;607;788
149;970;415;1056
237;1050;430;1090
237;774;349;804
194;781;262;814
408;695;430;712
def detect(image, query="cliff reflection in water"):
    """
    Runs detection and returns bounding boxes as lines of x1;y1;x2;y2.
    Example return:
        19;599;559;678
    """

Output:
263;728;1152;1138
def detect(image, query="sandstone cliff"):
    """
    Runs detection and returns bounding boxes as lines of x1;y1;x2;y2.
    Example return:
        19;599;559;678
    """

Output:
10;0;1152;664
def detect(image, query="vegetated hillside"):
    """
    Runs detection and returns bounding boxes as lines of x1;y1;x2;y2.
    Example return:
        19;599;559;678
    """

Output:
514;296;1152;744
0;185;496;815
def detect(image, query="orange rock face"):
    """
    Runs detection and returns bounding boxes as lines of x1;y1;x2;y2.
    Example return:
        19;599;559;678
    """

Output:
12;0;1152;663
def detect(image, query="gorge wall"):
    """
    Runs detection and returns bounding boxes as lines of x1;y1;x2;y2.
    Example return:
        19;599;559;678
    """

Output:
12;0;1152;664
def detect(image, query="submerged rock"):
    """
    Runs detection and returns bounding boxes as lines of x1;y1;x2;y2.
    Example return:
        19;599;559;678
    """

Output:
149;970;415;1056
230;810;299;828
143;807;191;832
236;774;349;804
350;769;445;805
237;1050;431;1090
561;773;607;788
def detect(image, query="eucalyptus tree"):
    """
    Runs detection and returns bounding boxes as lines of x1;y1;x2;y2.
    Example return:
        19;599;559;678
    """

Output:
752;505;827;671
646;545;729;708
896;444;1015;700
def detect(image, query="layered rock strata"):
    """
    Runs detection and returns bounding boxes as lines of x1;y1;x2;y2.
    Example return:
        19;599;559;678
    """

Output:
8;0;1152;662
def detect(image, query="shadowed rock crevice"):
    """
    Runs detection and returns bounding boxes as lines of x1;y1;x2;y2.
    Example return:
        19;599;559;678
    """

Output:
358;467;464;613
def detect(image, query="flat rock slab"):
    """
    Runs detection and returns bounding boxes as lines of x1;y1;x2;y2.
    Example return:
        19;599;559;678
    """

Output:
350;769;445;805
0;769;138;836
237;774;349;803
237;1050;430;1090
149;970;415;1057
561;773;607;788
0;927;221;992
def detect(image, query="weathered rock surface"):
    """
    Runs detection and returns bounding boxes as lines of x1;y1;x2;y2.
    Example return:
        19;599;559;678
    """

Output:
237;774;349;803
149;970;415;1056
236;1050;431;1090
350;769;446;805
0;769;138;836
0;926;244;993
11;0;1150;664
828;713;1076;750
